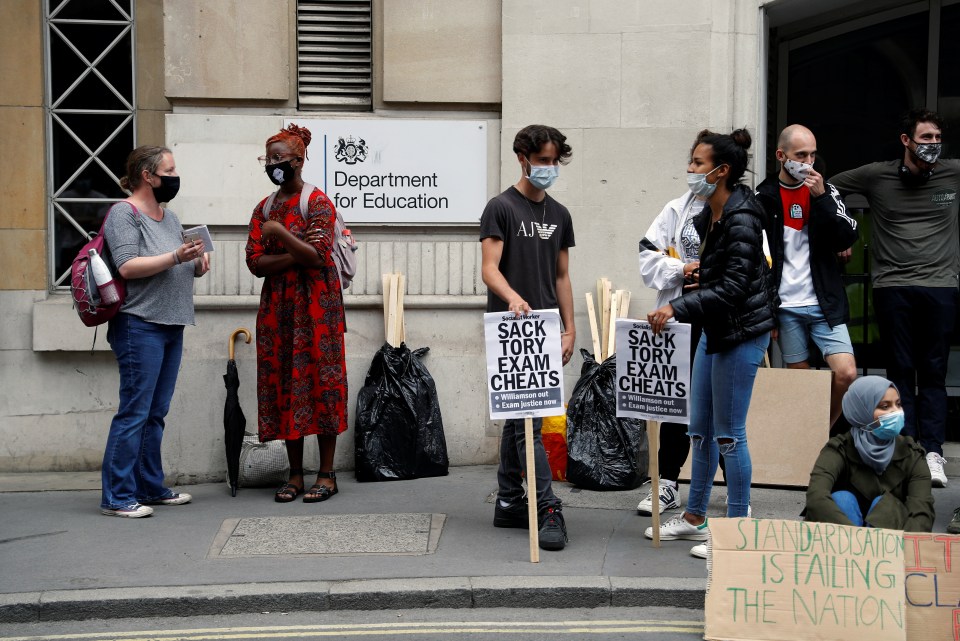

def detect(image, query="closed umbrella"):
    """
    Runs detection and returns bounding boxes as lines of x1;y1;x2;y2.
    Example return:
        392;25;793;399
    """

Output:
224;327;252;496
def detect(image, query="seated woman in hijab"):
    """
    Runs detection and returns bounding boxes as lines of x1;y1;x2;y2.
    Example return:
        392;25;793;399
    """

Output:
805;375;934;531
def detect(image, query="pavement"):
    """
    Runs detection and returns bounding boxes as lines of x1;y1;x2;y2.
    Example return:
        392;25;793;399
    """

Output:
1;463;959;624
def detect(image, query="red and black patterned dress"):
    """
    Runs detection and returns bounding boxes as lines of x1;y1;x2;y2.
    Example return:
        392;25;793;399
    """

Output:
245;188;348;441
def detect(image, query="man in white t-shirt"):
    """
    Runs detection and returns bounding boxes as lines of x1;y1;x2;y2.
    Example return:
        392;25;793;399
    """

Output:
756;125;859;431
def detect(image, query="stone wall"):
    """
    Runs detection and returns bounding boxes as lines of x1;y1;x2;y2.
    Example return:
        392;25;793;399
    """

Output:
0;0;768;478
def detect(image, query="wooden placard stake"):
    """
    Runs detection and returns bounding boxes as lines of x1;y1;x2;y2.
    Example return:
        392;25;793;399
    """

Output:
606;290;619;360
600;280;611;360
648;419;661;548
524;415;540;563
585;292;601;360
382;273;391;342
395;272;406;345
596;279;604;335
387;274;399;346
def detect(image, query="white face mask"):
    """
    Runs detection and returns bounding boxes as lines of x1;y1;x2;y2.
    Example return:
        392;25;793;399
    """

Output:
686;166;722;198
783;159;813;182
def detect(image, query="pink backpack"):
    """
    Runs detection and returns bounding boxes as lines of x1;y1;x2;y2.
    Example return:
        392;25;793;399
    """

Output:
71;203;137;327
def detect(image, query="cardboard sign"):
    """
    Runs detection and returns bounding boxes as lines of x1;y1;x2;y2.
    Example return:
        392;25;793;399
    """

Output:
483;309;564;419
614;319;691;423
903;533;960;640
707;517;913;641
679;366;832;486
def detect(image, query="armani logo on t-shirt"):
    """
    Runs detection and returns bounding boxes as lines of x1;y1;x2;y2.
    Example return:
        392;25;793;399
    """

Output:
533;222;557;240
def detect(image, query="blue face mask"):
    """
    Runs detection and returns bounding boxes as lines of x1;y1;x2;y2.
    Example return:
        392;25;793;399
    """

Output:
867;410;904;441
527;162;559;190
686;165;722;198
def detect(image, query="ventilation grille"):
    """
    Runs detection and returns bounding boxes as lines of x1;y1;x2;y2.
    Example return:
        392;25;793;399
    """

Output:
297;0;372;110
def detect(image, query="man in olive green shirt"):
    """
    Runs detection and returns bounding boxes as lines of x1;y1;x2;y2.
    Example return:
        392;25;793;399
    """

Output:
831;109;960;488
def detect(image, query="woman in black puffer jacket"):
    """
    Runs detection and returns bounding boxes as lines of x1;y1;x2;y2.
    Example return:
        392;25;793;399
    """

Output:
646;129;777;559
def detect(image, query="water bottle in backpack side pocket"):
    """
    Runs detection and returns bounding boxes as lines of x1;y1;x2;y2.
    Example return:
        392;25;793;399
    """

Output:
88;248;120;305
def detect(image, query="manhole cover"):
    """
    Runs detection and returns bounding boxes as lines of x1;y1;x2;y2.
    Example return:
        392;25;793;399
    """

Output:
209;513;445;558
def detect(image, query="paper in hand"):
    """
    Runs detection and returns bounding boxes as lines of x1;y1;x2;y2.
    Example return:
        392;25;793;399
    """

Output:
181;225;214;252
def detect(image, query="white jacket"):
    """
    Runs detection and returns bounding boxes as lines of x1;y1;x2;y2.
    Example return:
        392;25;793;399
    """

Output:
638;191;706;309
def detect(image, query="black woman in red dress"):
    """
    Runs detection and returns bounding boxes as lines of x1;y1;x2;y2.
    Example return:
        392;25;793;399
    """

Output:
245;124;347;503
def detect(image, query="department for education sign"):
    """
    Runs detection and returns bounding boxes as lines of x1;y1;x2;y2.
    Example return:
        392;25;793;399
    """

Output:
285;118;487;224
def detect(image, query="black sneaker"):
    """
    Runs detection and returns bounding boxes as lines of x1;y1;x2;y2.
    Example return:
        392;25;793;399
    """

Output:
949;508;960;534
494;500;529;529
538;506;568;550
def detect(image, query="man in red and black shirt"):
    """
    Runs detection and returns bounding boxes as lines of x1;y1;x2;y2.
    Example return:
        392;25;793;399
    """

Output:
757;125;859;431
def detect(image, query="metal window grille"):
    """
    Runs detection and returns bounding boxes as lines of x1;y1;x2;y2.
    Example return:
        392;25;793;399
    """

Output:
297;0;372;110
44;0;135;288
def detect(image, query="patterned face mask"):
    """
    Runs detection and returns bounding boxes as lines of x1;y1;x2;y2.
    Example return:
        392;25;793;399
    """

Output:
784;159;813;182
265;160;296;186
911;141;942;164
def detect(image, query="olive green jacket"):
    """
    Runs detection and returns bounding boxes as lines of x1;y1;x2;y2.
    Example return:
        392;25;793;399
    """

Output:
805;432;934;532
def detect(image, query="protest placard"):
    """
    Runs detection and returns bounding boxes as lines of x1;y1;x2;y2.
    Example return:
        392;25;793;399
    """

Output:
483;309;564;420
614;319;691;423
706;518;907;641
903;532;960;640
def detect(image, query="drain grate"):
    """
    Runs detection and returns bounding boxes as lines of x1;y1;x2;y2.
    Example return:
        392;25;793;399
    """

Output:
208;513;445;558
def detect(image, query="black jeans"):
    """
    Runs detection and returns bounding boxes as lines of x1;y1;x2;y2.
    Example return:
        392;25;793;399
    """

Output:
660;323;705;482
873;286;959;456
497;417;560;511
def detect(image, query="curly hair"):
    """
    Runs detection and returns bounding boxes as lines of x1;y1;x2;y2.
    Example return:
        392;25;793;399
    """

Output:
266;123;313;160
513;125;573;165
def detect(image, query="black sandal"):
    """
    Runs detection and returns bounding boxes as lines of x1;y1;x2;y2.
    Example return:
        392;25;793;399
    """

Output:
303;471;338;503
275;469;304;503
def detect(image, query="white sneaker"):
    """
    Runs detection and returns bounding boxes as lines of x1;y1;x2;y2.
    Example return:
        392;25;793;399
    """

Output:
690;542;709;559
927;452;948;487
637;481;682;515
101;504;153;518
644;514;709;541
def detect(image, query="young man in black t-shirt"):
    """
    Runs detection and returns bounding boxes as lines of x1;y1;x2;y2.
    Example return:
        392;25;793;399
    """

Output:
479;124;576;551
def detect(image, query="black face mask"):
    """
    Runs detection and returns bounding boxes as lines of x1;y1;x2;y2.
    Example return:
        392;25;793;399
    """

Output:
151;175;180;202
265;161;296;186
898;163;933;187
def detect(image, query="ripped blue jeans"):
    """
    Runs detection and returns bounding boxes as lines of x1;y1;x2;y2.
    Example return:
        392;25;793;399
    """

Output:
686;332;769;519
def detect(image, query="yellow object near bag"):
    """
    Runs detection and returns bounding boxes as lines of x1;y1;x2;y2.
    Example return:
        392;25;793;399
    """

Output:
542;412;567;481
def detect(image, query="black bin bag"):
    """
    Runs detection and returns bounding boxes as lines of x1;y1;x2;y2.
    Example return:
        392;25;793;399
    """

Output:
566;348;648;490
355;342;449;482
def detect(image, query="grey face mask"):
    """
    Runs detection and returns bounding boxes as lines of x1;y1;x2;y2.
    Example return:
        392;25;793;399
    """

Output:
686;165;722;198
912;141;942;164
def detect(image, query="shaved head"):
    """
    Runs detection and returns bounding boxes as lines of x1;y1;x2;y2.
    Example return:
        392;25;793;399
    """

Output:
778;124;816;152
